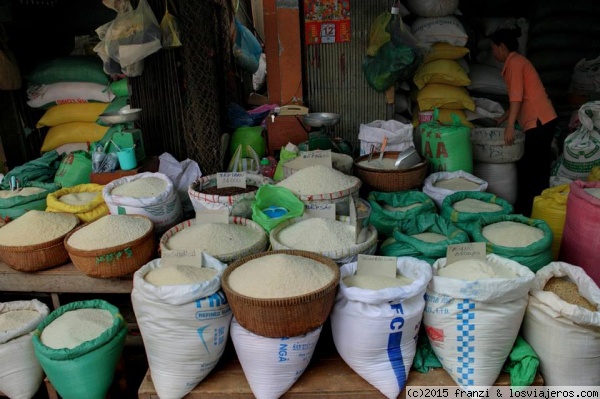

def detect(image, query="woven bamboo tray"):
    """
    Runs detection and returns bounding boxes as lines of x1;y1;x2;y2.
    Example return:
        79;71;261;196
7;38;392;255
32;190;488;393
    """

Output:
221;250;340;338
353;152;428;192
64;215;156;278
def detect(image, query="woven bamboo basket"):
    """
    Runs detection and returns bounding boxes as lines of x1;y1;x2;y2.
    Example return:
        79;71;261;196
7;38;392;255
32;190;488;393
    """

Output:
353;152;428;192
64;215;156;278
221;250;340;338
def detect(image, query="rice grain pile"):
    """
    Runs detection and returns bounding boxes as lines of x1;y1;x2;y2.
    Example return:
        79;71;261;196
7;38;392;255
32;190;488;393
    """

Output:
482;221;544;247
111;177;167;198
343;274;413;290
411;232;447;243
452;198;503;213
356;158;398;170
164;222;265;257
0;210;78;246
0;187;45;198
276;218;357;252
277;165;360;196
584;188;600;199
228;254;334;298
438;259;517;280
40;308;113;349
67;215;152;250
544;277;597;311
144;265;218;286
0;310;40;333
58;192;99;206
383;203;421;212
433;177;481;191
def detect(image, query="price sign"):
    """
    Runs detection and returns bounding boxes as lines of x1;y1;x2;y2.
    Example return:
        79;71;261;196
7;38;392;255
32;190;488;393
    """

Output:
304;202;336;220
195;209;229;225
217;172;247;189
295;150;333;169
161;248;203;268
356;254;397;278
446;242;487;265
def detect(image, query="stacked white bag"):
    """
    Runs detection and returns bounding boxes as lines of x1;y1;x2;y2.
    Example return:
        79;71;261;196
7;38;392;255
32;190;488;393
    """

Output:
422;170;488;209
0;299;49;399
522;262;600;385
131;255;232;399
330;257;432;399
424;254;534;389
230;317;321;399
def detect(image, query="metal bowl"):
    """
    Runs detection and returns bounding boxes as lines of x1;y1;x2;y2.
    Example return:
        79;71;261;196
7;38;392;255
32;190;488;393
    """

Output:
301;112;341;128
97;108;142;125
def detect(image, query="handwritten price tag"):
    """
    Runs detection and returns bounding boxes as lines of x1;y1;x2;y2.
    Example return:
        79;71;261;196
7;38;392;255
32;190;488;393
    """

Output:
304;202;336;219
295;150;333;168
217;172;247;189
161;248;203;267
356;254;397;278
446;242;487;264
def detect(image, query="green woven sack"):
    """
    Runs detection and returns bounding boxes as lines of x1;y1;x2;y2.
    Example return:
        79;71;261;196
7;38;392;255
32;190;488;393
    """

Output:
0;181;59;221
367;190;436;238
25;56;109;85
464;214;554;272
440;191;514;227
252;184;304;233
32;300;127;399
379;213;469;264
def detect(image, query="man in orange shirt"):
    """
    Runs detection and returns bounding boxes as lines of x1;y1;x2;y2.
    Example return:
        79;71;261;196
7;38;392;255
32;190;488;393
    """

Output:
491;28;558;217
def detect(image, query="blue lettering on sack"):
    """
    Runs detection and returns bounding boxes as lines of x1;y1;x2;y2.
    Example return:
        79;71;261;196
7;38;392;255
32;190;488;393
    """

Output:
279;343;288;362
388;303;407;387
195;291;228;309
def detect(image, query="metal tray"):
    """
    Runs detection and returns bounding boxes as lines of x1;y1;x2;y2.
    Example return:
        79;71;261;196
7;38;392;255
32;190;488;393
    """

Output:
97;108;142;125
301;112;341;128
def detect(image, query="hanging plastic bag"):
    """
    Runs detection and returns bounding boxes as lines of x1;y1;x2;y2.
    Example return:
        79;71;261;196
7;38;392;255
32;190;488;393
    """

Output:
228;144;261;173
233;17;262;74
160;0;182;48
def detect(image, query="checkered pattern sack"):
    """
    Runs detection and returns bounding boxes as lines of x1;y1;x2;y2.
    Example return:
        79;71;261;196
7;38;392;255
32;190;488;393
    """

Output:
423;254;534;389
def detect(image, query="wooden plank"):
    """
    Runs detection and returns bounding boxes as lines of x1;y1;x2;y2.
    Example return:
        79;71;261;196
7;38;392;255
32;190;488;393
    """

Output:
0;261;133;294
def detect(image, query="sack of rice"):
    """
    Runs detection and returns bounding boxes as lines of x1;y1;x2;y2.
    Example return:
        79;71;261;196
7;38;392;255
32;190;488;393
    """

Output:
367;190;437;238
46;183;109;223
0;185;53;221
379;213;469;265
522;262;600;385
530;184;570;260
32;300;127;399
103;172;183;234
330;257;432;399
230;317;321;399
464;214;554;272
0;299;49;399
424;254;535;389
440;191;513;229
283;152;355;177
132;255;231;399
188;173;271;218
159;217;268;263
270;217;378;265
423;170;488;209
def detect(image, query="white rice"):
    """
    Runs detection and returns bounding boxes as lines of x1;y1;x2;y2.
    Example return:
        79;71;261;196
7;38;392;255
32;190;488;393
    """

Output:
383;203;421;212
0;187;45;199
58;192;100;206
40;308;113;349
0;310;40;333
438;259;517;280
277;165;360;196
411;232;447;243
452;198;503;213
111;177;167;198
482;221;544;248
276;218;357;252
343;274;413;290
433;177;481;191
67;215;152;250
0;210;78;246
585;188;600;199
356;158;398;170
144;265;218;286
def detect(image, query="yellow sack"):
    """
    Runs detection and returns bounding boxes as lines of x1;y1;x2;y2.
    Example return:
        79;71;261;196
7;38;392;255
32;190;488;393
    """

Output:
530;184;570;260
417;83;475;111
412;106;473;128
41;122;109;153
36;103;109;128
422;42;470;64
588;166;600;181
413;59;471;89
45;183;109;223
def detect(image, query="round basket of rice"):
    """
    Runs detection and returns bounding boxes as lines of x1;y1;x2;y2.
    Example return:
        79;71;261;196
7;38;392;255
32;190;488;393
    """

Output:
64;215;156;278
353;152;428;192
0;210;80;272
221;250;340;338
159;216;268;263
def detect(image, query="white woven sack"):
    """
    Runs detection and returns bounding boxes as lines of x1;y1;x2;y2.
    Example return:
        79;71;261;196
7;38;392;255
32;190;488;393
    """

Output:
522;262;600;386
470;128;525;164
131;256;231;399
103;172;183;234
411;16;468;47
424;254;535;389
158;152;202;217
230;317;321;399
405;0;458;17
473;162;517;204
358;120;414;156
422;170;488;209
0;300;49;399
26;82;115;108
330;258;432;399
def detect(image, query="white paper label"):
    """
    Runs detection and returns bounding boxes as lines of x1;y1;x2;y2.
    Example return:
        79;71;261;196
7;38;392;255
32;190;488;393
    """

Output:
446;242;487;264
161;248;203;267
216;172;247;189
304;203;336;219
295;150;333;168
356;254;397;278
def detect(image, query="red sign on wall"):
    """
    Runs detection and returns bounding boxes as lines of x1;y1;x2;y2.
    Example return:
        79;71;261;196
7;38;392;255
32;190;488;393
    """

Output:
304;0;350;45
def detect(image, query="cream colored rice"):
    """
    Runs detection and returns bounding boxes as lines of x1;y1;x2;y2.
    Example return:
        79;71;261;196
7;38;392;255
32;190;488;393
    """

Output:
227;254;334;298
58;192;99;206
144;265;218;286
433;177;481;191
438;259;517;280
356;158;398;170
41;308;113;349
585;188;600;199
343;274;413;290
411;232;447;243
482;221;544;247
383;203;421;212
452;198;503;213
0;310;40;333
111;177;167;198
164;222;265;257
0;187;45;199
276;218;357;252
67;215;152;250
0;210;78;246
277;165;360;196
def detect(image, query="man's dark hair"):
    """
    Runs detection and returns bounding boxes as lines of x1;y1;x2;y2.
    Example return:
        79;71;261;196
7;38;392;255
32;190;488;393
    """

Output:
490;28;520;52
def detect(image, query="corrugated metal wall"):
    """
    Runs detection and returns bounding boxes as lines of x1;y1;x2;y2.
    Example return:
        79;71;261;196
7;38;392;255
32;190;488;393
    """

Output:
304;0;391;151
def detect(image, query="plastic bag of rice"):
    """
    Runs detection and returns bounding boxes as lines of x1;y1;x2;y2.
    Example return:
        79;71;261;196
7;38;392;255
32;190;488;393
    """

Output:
0;210;79;247
423;170;488;208
440;191;513;230
66;214;152;250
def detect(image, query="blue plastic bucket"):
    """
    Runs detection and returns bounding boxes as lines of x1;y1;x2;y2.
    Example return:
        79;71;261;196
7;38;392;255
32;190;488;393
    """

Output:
117;148;137;170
